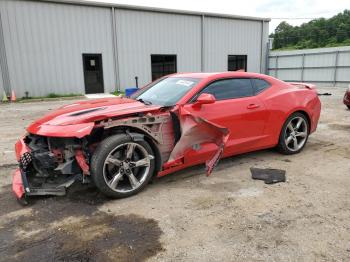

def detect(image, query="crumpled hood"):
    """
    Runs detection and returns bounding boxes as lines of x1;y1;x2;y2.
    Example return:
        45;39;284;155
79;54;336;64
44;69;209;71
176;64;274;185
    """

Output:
30;97;162;126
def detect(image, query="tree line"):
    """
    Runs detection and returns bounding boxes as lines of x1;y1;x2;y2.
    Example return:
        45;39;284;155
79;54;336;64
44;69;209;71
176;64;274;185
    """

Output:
270;9;350;50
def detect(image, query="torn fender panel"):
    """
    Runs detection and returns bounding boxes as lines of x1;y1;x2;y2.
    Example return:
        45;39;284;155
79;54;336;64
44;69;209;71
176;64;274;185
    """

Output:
27;122;94;138
167;106;229;176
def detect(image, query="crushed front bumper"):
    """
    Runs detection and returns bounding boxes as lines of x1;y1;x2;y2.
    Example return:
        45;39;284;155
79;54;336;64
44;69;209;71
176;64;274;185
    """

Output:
12;169;25;199
12;137;82;202
12;138;29;199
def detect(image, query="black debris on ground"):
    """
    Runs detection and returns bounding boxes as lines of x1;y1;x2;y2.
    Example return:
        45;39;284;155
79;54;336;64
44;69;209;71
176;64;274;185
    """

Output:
250;167;286;184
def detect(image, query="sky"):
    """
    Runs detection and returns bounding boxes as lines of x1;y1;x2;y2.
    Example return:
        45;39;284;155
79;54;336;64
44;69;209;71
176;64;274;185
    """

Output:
83;0;349;33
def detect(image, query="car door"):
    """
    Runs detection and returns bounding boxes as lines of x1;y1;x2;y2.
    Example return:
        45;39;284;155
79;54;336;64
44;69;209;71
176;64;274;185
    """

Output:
183;78;269;159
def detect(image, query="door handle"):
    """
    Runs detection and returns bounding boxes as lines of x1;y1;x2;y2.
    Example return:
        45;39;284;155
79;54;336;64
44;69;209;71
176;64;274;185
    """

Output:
247;104;260;109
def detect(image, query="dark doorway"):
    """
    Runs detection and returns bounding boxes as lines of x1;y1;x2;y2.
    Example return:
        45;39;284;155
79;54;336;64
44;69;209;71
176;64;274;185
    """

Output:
82;54;104;94
151;54;177;81
228;55;247;71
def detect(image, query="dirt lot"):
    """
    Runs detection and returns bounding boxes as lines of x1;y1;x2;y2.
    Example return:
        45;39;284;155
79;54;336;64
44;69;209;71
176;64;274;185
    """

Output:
0;87;349;261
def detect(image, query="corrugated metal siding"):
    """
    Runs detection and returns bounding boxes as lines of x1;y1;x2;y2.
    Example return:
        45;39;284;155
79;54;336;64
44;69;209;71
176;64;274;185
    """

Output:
0;8;10;96
0;62;3;95
304;53;335;67
204;17;262;73
0;0;269;95
278;55;303;68
278;69;301;80
269;46;350;87
338;51;350;66
0;0;115;97
115;9;202;89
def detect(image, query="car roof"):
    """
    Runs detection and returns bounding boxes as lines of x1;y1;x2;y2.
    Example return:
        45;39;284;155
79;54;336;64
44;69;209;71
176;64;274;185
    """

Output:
170;72;271;80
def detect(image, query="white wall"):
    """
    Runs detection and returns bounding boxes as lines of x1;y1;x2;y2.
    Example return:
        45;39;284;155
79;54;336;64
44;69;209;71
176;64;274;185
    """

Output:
0;0;269;95
0;63;3;96
203;17;264;73
115;9;202;89
0;0;116;97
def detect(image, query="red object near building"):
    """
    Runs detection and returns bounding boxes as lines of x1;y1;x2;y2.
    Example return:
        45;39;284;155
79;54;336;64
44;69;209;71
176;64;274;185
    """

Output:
343;87;350;109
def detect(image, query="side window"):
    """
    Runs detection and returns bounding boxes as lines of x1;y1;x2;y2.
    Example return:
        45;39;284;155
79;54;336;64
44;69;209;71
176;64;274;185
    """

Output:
199;78;253;100
253;79;271;94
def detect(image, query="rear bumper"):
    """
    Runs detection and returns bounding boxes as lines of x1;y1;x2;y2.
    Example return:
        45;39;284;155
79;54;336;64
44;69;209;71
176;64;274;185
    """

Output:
310;97;321;134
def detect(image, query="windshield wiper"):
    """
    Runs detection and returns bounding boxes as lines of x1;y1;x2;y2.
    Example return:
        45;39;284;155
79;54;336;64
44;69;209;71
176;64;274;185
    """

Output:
136;98;152;105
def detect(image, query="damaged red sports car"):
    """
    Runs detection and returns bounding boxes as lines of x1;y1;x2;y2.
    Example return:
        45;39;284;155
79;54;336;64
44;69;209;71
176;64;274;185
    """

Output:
13;72;321;202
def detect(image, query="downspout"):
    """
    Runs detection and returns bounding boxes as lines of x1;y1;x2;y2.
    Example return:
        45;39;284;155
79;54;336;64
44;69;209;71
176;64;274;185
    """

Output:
260;20;264;73
111;7;121;92
201;15;205;72
0;10;11;96
265;41;270;75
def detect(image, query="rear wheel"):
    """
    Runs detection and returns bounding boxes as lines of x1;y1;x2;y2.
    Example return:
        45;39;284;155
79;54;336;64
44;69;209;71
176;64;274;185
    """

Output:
277;112;309;155
347;105;350;110
91;134;155;198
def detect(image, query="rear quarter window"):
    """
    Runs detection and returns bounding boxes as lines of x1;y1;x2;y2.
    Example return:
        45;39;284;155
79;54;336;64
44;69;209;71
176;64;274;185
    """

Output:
253;79;271;94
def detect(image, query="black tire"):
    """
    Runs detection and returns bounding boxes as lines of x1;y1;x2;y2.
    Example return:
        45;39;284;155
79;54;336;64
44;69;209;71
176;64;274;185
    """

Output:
347;105;350;110
91;134;155;198
276;112;310;155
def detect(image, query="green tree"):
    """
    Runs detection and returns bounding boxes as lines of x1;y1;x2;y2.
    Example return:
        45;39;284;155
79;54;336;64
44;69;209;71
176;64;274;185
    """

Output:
270;9;350;49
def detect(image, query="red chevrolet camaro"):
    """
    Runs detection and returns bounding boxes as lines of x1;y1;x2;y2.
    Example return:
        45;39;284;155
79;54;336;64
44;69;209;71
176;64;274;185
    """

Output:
13;72;321;202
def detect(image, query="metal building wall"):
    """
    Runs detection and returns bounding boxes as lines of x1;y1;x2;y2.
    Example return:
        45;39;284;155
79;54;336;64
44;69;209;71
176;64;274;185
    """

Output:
0;0;269;96
114;9;202;89
203;17;265;73
269;46;350;87
0;62;3;96
0;9;10;96
0;0;115;97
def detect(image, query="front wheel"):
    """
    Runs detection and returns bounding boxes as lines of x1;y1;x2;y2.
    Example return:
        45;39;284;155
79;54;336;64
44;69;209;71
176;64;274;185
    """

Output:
91;134;155;198
347;105;350;110
277;112;309;155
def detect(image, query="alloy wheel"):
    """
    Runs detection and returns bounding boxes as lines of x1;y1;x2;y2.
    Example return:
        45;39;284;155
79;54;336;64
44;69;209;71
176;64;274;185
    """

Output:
284;116;308;152
102;142;154;193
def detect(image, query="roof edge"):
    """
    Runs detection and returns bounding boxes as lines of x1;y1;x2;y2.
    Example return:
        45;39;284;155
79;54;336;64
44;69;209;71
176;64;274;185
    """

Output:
34;0;271;22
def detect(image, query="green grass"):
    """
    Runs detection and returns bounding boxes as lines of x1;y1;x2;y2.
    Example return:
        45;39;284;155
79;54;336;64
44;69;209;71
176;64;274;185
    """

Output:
46;93;83;98
19;93;83;101
111;90;125;96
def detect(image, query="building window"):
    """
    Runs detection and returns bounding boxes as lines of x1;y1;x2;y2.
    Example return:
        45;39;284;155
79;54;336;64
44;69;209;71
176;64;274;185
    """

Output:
228;55;247;71
151;55;177;81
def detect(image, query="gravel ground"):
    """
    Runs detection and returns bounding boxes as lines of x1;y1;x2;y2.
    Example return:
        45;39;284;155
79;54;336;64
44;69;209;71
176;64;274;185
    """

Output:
0;87;349;261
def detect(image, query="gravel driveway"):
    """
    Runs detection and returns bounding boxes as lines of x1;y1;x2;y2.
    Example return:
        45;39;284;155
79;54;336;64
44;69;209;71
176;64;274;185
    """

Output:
0;87;349;261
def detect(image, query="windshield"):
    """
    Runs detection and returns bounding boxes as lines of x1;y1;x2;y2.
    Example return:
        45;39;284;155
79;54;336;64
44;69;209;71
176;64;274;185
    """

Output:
132;77;200;106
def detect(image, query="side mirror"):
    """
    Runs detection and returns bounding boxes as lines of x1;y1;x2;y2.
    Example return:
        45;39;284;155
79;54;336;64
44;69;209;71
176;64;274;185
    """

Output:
194;93;216;106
